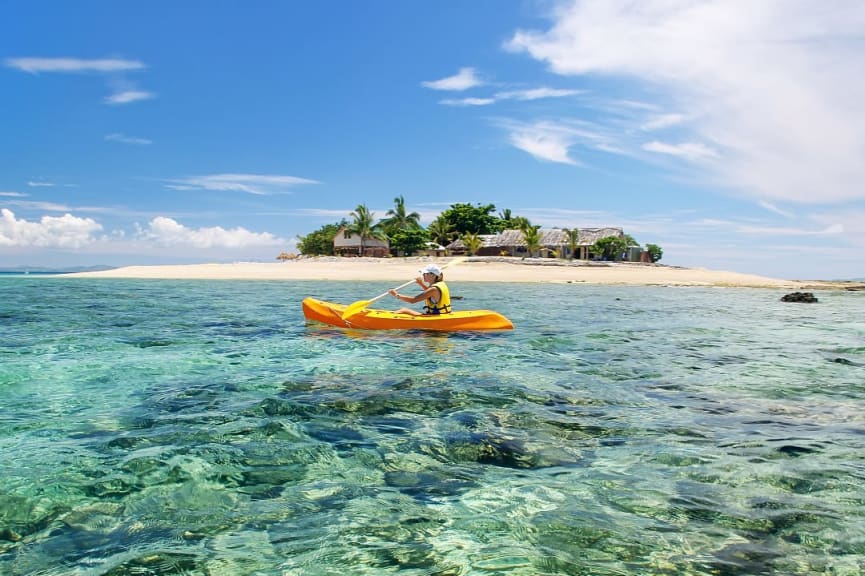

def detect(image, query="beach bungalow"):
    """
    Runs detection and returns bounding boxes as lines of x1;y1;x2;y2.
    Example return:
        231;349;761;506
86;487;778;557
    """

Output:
571;227;626;260
416;241;448;257
444;234;499;256
495;229;571;258
333;226;390;257
445;227;627;260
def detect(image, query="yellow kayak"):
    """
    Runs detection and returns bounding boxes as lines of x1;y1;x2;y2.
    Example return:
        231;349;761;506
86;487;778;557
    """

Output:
302;297;514;331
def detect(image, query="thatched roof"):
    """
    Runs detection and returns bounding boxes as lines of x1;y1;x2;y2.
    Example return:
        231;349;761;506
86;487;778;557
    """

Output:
445;234;498;250
570;227;624;246
496;228;570;246
446;227;623;249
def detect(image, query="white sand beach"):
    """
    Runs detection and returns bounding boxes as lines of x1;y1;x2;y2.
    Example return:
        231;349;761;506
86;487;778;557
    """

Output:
63;257;860;290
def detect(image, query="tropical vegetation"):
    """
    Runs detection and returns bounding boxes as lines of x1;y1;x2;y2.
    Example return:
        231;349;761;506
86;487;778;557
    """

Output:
646;243;664;263
292;199;663;262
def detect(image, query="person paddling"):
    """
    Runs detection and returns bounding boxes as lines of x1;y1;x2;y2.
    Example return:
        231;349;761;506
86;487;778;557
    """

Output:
389;264;451;316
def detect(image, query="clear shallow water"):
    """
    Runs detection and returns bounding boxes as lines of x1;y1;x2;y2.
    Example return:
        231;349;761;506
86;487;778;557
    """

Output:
1;278;864;576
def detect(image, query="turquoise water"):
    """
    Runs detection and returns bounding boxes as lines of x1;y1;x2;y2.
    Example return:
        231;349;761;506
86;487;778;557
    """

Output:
1;278;864;575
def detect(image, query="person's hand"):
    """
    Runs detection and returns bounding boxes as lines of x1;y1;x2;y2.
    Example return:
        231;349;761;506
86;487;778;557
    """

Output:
389;289;399;298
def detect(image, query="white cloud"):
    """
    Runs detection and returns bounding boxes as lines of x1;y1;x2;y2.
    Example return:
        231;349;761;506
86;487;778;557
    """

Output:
165;173;319;195
440;86;580;107
758;200;795;219
496;87;581;101
422;67;483;91
440;97;497;107
735;222;844;237
499;119;623;164
642;140;719;161
810;209;865;248
105;133;152;145
508;122;579;165
4;57;145;73
641;113;686;131
505;0;865;205
137;216;283;248
27;181;55;187
1;191;27;197
105;90;155;105
7;56;155;107
0;208;102;248
4;200;72;212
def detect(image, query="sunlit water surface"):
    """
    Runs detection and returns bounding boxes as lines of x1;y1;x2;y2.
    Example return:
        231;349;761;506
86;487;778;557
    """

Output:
1;278;864;575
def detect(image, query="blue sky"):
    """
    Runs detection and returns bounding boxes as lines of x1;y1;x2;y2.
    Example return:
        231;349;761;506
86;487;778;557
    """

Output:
2;0;864;279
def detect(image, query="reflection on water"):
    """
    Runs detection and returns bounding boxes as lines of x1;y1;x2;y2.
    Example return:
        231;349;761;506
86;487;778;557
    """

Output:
1;279;864;575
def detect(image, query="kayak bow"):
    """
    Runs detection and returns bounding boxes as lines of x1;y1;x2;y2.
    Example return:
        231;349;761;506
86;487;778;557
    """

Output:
302;297;513;331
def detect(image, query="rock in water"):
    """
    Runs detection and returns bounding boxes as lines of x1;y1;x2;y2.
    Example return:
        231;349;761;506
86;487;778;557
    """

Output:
781;292;818;303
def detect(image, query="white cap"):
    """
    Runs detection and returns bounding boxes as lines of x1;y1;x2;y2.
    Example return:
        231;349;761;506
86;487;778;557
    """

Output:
419;264;442;276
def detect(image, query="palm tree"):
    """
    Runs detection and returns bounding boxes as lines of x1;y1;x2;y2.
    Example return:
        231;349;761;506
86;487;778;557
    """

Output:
427;218;455;248
520;221;542;257
498;208;513;229
461;231;483;256
562;228;580;260
510;216;531;231
348;203;385;256
383;195;421;233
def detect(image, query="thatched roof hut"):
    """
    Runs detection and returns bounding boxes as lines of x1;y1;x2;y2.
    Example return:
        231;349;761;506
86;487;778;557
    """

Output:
446;227;625;259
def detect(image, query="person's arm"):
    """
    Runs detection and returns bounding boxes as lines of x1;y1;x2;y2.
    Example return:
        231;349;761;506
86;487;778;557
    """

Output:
390;284;440;304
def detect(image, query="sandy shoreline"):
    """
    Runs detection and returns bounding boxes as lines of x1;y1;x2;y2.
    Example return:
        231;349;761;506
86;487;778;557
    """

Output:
61;256;862;290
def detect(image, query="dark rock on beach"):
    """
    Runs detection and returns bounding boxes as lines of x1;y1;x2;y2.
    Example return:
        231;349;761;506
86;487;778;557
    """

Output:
781;292;818;303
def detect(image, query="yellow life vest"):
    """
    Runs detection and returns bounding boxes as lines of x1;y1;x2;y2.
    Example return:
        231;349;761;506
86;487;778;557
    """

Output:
424;281;451;314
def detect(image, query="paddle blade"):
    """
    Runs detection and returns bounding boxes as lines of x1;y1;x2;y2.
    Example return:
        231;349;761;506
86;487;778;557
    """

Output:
341;299;371;320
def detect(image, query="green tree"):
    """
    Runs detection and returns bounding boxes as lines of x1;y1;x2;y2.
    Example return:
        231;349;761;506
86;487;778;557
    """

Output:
389;227;430;256
381;195;421;236
296;221;345;256
646;243;663;263
562;227;580;260
461;231;483;255
434;203;501;236
427;218;455;247
347;204;386;256
592;236;628;261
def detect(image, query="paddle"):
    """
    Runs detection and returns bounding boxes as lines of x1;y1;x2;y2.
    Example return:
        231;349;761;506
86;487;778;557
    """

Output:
341;257;467;321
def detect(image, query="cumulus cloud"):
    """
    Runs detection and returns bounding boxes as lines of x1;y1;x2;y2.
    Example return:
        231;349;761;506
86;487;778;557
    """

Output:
422;67;483;91
505;0;865;204
137;216;283;248
165;173;319;195
4;57;145;73
0;208;102;248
